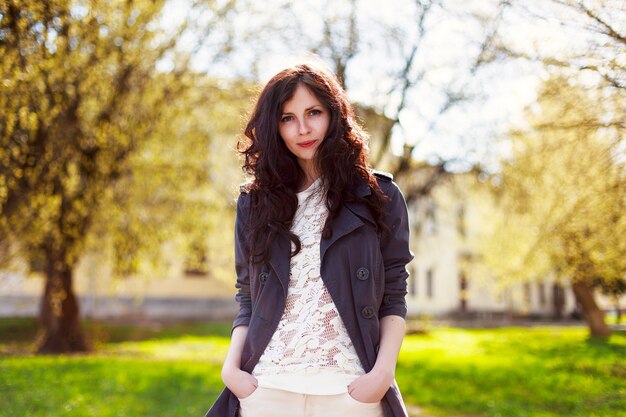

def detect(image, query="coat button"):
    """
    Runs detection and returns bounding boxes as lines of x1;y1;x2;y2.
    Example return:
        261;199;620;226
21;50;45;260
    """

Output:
356;267;369;281
361;306;375;319
259;272;269;283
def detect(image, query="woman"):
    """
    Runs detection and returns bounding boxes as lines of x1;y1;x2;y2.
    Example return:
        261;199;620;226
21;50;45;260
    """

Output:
205;62;414;417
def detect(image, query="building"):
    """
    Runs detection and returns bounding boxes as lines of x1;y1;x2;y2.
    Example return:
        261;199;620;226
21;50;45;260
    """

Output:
402;169;621;320
1;171;622;322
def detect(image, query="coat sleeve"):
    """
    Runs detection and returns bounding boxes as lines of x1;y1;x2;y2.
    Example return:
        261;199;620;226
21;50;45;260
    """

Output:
231;192;252;333
378;181;414;319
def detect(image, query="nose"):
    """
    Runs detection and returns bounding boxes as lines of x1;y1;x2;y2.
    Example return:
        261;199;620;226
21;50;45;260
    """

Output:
298;119;311;135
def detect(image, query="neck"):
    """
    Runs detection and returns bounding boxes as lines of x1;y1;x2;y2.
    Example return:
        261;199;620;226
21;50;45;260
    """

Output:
298;161;321;192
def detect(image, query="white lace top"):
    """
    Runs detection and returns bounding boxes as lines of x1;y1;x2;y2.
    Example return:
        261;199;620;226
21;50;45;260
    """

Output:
252;176;365;395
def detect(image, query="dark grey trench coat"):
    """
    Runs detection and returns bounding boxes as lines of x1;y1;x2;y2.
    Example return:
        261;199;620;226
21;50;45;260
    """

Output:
204;171;414;417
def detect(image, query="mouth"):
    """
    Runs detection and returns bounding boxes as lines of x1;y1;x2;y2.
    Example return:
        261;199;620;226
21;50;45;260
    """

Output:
298;140;317;148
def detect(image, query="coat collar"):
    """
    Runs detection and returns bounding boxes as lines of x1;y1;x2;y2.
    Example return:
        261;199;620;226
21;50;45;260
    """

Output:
268;177;374;297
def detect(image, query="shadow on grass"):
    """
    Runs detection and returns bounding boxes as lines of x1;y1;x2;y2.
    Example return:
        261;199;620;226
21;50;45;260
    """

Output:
0;317;232;342
0;317;233;355
86;320;233;344
0;317;39;343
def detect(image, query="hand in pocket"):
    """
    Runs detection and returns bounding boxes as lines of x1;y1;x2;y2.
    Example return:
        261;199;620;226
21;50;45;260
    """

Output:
347;369;391;403
222;366;258;400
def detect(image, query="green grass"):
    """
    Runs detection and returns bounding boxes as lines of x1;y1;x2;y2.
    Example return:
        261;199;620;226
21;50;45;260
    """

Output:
0;318;625;417
396;326;626;417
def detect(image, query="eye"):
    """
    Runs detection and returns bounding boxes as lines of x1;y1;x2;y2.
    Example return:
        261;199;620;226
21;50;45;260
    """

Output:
309;109;322;116
280;115;293;123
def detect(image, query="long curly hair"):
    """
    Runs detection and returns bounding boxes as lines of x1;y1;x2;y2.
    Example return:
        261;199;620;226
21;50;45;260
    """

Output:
239;63;390;265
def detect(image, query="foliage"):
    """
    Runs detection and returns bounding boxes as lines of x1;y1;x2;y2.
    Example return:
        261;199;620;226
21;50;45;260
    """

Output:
476;75;625;288
507;0;625;93
230;0;514;192
0;0;243;276
82;75;252;283
0;0;247;351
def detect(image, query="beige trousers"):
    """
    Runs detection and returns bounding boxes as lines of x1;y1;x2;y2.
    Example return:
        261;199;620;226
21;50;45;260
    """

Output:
238;386;385;417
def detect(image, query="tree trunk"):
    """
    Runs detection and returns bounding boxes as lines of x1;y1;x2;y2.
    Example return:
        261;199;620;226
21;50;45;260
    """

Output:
571;281;611;338
36;251;89;353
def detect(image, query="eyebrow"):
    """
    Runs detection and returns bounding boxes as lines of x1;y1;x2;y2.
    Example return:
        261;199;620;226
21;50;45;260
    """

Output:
281;105;322;115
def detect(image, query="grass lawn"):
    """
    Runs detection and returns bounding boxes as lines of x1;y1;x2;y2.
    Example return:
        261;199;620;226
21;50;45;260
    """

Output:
0;318;625;417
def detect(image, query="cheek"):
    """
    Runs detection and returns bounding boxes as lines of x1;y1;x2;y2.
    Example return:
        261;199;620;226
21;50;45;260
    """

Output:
279;125;295;143
317;116;330;135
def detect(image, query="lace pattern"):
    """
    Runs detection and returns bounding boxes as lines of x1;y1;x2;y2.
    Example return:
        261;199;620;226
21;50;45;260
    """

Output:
253;177;365;377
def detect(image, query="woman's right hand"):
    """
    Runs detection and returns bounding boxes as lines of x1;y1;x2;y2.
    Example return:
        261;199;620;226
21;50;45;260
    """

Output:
221;364;258;400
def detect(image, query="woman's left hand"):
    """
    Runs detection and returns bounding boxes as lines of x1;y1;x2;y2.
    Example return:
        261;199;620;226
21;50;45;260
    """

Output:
347;367;394;403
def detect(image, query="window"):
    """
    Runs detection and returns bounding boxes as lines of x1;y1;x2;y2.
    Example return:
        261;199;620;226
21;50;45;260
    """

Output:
183;241;209;278
457;205;466;237
409;265;417;296
424;201;438;235
523;282;531;305
538;281;546;306
28;252;45;273
426;268;434;299
459;271;468;311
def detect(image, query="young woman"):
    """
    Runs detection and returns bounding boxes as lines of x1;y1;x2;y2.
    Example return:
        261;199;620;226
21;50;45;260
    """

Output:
205;62;414;417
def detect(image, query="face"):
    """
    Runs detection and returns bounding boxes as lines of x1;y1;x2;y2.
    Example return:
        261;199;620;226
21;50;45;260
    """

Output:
279;83;330;172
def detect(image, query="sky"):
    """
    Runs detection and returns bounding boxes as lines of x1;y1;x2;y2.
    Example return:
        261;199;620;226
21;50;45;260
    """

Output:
157;0;605;173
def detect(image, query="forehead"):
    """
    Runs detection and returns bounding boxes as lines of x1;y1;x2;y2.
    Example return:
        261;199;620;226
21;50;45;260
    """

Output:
282;84;323;112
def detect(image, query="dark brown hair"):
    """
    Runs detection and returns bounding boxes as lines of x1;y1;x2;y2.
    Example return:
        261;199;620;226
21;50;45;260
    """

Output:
239;63;389;264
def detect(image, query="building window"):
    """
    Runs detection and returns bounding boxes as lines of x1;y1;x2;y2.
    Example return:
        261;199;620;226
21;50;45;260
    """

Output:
426;268;434;299
538;281;546;306
457;204;466;237
409;265;417;297
28;252;45;273
552;282;565;318
459;271;468;311
424;201;438;235
183;241;209;278
523;282;531;306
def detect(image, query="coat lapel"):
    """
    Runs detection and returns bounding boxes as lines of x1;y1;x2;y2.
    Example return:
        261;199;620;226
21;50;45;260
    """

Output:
319;204;364;265
268;230;291;297
320;178;373;265
268;177;374;297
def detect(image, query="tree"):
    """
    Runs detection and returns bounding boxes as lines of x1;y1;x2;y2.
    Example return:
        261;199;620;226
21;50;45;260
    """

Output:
478;75;625;338
89;75;252;287
0;0;238;353
489;0;624;122
229;0;513;203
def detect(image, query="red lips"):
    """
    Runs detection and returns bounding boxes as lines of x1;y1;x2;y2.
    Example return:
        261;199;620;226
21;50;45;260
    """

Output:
298;140;316;148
